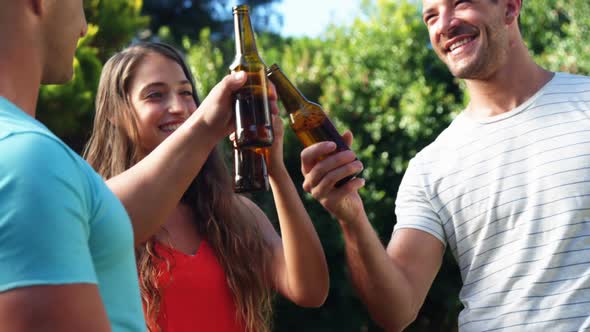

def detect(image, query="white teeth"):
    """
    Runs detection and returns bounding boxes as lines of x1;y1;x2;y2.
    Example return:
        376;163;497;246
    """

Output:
160;123;182;132
449;37;474;52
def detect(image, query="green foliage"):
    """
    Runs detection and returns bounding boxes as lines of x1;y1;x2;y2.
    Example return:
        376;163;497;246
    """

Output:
521;0;590;74
141;0;281;43
85;0;151;62
184;30;226;100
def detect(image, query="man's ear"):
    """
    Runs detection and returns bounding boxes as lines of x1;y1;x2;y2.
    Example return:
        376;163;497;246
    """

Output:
505;0;522;25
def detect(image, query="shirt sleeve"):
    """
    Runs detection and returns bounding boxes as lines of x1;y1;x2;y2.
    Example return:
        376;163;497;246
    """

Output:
0;133;97;292
393;156;447;246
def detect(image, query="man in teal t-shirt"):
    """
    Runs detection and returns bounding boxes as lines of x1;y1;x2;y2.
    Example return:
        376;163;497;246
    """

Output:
0;1;145;331
0;97;146;331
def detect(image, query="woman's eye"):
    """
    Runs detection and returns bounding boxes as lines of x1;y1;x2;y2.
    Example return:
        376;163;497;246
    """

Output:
180;90;193;96
146;92;163;99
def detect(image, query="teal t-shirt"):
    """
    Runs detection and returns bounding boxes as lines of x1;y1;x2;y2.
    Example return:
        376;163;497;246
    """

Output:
0;97;146;332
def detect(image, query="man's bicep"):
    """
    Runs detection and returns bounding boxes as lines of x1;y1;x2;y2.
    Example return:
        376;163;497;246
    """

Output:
386;228;445;303
0;284;111;332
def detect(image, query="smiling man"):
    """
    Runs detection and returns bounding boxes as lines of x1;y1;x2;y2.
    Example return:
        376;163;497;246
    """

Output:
298;0;590;331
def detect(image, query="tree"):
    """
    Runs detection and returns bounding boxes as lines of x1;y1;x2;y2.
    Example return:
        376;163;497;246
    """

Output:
141;0;282;43
521;0;590;75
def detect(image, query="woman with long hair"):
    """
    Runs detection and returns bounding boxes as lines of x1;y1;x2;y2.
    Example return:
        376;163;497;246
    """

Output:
84;42;329;332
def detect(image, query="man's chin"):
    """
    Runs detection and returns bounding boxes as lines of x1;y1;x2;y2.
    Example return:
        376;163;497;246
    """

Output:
41;69;74;85
447;55;493;80
449;63;480;79
450;69;471;79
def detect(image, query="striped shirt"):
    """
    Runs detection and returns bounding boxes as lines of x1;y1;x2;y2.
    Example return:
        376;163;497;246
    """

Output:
394;72;590;331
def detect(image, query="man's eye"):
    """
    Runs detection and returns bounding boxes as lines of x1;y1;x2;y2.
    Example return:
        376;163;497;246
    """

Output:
424;14;436;24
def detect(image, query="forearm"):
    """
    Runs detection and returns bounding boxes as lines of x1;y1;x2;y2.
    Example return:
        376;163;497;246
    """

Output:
269;167;330;307
107;113;221;245
340;218;420;331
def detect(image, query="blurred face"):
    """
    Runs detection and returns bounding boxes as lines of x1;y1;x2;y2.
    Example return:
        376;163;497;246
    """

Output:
422;0;510;79
128;52;197;156
41;0;88;84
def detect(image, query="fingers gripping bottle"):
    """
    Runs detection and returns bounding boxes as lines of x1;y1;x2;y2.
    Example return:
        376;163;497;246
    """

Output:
266;64;361;187
230;5;273;192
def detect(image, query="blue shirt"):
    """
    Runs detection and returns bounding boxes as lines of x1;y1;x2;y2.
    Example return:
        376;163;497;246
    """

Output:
0;97;146;331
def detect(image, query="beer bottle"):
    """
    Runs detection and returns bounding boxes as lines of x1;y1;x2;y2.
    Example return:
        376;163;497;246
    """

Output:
266;63;361;187
229;4;273;149
233;147;270;193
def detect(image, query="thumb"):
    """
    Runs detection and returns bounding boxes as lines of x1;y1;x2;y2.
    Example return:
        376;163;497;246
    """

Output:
226;71;247;90
209;71;247;100
342;130;354;148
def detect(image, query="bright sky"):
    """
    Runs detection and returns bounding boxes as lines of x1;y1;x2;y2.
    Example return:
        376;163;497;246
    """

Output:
274;0;363;37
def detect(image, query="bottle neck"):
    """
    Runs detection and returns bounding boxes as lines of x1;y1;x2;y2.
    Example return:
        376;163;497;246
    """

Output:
233;7;259;56
267;65;307;113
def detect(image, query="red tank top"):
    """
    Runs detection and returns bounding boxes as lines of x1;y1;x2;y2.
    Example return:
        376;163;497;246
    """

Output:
153;239;245;332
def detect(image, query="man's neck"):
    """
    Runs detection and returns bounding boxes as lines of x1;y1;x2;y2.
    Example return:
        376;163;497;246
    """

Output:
0;44;41;117
463;44;554;119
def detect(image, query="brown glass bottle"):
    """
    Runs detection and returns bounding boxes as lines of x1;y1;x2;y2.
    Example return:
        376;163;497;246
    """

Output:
266;63;361;187
233;147;270;193
229;5;273;149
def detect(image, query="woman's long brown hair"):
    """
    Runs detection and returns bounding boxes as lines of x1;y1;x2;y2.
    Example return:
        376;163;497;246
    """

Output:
83;42;274;332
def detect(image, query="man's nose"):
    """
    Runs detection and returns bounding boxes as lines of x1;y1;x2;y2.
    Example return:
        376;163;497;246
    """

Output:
435;10;460;38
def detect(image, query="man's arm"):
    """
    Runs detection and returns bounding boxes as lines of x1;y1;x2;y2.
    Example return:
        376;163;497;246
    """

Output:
342;217;444;331
0;285;111;332
300;137;444;331
0;134;113;331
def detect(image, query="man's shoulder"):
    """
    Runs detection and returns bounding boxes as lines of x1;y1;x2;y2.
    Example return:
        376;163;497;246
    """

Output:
0;97;47;137
554;72;590;82
547;72;590;91
0;97;87;171
0;101;67;158
0;130;78;171
0;124;98;206
539;72;590;111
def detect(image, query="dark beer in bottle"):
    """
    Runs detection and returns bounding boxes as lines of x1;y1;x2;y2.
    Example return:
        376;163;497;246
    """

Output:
266;63;361;187
230;4;273;193
233;147;270;193
230;4;273;149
